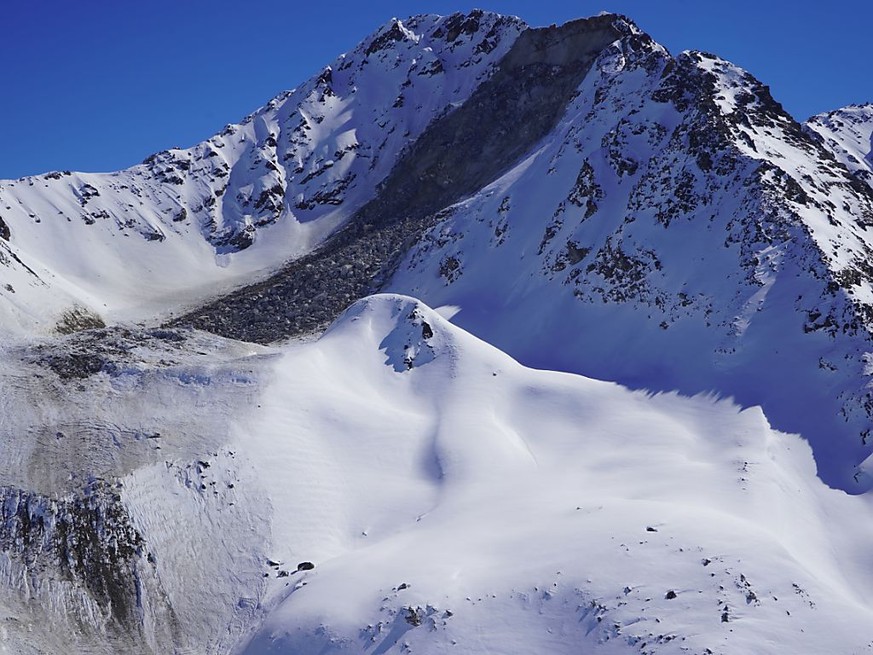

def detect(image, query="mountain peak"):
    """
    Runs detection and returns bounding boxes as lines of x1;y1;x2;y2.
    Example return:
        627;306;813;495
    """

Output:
0;9;527;332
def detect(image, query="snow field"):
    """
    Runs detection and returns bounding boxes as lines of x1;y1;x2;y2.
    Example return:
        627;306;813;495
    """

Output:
220;295;873;653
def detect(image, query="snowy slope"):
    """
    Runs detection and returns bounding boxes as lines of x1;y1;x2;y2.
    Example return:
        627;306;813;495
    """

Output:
386;36;873;491
806;103;873;189
0;11;524;333
4;295;873;654
233;296;873;655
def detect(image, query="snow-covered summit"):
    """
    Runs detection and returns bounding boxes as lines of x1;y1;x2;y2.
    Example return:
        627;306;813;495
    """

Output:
5;9;872;491
0;10;525;333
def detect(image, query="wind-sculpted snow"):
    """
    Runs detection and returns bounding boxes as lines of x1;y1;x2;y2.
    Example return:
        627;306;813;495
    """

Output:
0;11;524;334
236;295;873;654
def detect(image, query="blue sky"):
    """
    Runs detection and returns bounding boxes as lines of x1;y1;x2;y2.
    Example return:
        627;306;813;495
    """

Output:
2;1;869;178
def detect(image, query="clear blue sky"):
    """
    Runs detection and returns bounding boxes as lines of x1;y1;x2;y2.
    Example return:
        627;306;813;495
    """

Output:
2;1;870;178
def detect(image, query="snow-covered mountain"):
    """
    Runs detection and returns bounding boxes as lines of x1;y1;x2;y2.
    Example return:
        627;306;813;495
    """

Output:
0;11;524;332
173;15;873;492
383;44;873;492
1;10;873;654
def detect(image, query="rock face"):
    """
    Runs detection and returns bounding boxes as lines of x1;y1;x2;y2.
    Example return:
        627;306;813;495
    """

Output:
0;482;152;653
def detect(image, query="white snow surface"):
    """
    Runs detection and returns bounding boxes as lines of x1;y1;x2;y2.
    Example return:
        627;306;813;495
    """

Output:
3;294;872;653
137;295;873;653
